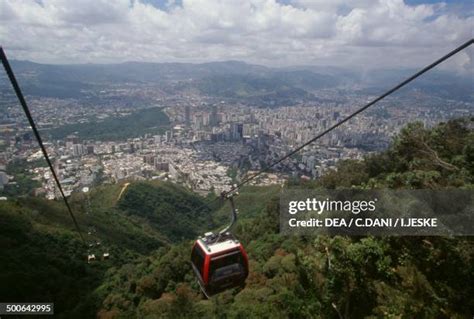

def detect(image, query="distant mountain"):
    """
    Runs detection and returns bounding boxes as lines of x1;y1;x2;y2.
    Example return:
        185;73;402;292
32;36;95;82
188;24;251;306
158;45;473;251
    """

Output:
2;60;472;102
6;60;271;84
191;73;320;106
2;60;338;100
353;68;473;101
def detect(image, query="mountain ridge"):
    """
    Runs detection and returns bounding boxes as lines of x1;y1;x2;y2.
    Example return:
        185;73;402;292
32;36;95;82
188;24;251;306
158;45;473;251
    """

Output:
4;59;472;102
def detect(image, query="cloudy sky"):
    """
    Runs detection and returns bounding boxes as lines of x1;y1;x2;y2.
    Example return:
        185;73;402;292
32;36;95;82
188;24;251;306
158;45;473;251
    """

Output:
1;0;473;71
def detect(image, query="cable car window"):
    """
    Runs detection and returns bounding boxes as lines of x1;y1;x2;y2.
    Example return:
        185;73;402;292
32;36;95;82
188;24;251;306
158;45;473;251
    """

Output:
210;251;243;280
191;245;205;275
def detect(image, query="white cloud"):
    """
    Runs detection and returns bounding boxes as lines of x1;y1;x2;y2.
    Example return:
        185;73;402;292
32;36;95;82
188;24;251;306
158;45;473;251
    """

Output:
0;0;472;71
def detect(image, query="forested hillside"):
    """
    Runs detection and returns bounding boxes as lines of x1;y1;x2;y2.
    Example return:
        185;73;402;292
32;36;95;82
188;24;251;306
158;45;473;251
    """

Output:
0;118;472;318
96;118;474;318
0;181;212;318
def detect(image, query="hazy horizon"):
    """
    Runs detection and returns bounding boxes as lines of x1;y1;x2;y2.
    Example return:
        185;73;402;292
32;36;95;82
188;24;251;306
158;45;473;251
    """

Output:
6;56;473;76
1;0;473;74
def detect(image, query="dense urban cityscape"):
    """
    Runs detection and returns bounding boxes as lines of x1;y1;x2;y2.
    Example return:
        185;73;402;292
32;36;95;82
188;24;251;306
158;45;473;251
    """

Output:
1;0;473;317
1;65;471;200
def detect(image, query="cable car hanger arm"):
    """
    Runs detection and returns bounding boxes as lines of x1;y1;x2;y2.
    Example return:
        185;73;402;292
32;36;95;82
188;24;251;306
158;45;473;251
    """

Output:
217;192;238;238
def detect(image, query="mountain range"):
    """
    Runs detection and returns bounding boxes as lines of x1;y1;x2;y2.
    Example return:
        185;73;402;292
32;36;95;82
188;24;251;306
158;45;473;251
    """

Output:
2;60;472;103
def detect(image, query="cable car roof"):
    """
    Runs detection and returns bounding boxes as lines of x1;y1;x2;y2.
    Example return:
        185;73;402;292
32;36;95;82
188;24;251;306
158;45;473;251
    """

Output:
197;237;240;255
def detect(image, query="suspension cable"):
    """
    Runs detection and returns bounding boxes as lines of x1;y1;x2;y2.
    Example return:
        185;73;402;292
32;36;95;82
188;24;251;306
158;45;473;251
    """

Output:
193;38;473;211
0;47;87;246
1;39;472;229
222;39;473;197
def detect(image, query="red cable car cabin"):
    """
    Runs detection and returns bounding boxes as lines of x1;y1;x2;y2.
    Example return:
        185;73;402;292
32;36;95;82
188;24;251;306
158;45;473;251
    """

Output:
191;231;249;297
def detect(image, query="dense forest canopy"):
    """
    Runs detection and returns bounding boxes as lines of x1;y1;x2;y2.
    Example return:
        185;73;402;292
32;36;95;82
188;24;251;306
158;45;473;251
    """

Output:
0;118;472;318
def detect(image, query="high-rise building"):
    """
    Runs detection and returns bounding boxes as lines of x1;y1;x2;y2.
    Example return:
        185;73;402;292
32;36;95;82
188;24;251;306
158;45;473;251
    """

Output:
193;114;204;130
86;145;94;155
210;105;218;127
67;135;79;144
203;113;210;127
165;131;172;142
66;135;79;149
231;123;244;140
242;124;254;138
72;144;84;157
184;105;191;127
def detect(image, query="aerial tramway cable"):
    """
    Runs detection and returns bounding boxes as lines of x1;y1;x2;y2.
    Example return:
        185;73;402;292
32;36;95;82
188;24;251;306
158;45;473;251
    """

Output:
192;39;473;296
197;38;474;210
0;47;87;246
1;39;472;248
224;39;474;196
